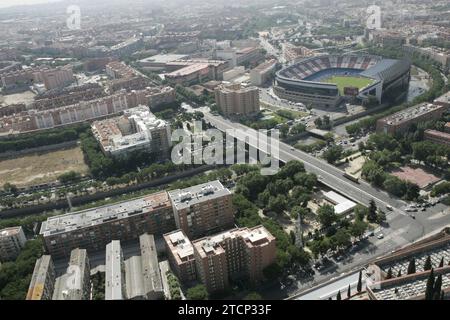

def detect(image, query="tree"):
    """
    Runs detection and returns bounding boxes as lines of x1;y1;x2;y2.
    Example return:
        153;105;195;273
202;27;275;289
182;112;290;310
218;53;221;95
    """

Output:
3;182;18;194
336;290;341;300
244;292;263;300
434;274;442;299
268;195;287;214
349;219;368;239
424;256;433;271
357;271;363;292
323;145;343;164
331;229;351;249
186;284;209;300
317;204;338;228
367;199;377;223
383;175;407;197
397;270;402;277
386;268;393;280
425;269;435;300
407;258;416;274
439;257;444;268
347;284;351;299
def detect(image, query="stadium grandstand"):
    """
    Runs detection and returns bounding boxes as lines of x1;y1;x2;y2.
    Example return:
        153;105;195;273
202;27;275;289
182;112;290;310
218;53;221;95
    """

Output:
274;54;411;108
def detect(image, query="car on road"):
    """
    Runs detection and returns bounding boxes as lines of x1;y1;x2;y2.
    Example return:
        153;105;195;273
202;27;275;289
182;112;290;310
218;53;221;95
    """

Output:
386;205;393;211
377;233;384;239
290;147;295;151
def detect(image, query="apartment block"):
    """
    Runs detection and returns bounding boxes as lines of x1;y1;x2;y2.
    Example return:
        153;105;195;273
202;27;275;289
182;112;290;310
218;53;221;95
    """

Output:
215;83;260;116
376;103;447;135
0;226;27;262
26;255;56;300
168;180;235;239
91;105;171;159
424;129;450;146
0;86;175;135
192;226;276;293
52;248;91;300
1;66;74;91
163;230;197;284
250;59;277;86
40;191;175;258
106;61;138;79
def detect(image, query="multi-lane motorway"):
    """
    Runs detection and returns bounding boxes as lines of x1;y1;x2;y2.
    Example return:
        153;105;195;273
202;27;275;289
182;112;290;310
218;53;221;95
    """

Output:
203;112;404;210
202;111;450;299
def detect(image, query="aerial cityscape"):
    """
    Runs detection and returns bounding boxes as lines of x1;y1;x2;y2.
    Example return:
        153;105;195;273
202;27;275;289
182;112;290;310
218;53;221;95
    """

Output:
0;0;450;304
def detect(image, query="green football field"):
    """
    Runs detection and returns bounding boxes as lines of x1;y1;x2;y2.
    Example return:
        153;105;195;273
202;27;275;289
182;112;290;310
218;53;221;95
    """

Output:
322;75;375;95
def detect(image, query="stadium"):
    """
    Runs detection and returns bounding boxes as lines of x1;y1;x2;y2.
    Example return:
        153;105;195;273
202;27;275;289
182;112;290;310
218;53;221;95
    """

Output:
274;54;411;108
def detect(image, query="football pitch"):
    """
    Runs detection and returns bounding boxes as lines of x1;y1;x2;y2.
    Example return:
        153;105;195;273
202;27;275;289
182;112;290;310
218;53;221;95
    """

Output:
322;75;374;95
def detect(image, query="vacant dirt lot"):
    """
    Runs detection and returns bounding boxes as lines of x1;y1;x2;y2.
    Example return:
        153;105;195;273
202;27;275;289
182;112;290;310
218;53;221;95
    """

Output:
0;146;88;187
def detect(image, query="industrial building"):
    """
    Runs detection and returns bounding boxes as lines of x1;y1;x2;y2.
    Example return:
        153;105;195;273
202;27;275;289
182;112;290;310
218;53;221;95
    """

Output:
323;191;357;215
52;248;91;300
105;240;126;300
0;226;27;262
168;180;235;239
106;235;164;300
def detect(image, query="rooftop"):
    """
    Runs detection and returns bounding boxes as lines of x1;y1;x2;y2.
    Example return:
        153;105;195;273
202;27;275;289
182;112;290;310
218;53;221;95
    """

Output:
168;180;231;211
105;240;124;300
0;226;22;238
164;230;194;262
380;103;444;125
40;191;171;237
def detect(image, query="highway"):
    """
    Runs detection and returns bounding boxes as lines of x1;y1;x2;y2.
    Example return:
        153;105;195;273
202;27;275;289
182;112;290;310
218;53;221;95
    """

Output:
203;112;406;211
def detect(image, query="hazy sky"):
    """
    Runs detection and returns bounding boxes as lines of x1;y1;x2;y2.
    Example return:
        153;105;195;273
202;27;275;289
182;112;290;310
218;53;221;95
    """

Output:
0;0;62;9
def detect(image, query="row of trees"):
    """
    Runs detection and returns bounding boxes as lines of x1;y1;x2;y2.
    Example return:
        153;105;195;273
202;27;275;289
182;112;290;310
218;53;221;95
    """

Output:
0;123;89;153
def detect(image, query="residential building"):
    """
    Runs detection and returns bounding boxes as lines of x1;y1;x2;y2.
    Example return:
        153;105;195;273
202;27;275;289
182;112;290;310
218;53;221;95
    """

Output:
424;129;450;146
250;59;277;86
52;248;91;300
163;230;197;284
0;86;175;135
40;191;175;258
91;105;172;158
0;226;27;262
26;255;56;300
376;103;447;135
215;83;260;116
192;226;276;293
106;61;138;79
168;180;235;239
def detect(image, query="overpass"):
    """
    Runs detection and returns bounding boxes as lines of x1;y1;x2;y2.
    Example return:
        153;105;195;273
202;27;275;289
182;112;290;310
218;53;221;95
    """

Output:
203;112;406;212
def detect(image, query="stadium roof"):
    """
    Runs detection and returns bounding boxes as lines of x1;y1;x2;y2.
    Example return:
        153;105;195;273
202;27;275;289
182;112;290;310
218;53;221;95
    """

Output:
361;58;411;82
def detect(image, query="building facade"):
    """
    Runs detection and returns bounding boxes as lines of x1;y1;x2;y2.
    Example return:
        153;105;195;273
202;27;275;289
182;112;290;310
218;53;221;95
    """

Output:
163;230;197;284
214;83;260;116
26;255;56;300
168;180;235;239
376;103;448;135
0;226;27;262
40;191;175;258
192;226;276;293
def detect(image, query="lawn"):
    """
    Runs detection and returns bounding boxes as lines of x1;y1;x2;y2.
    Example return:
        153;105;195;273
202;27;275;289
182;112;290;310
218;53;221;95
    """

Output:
322;75;375;95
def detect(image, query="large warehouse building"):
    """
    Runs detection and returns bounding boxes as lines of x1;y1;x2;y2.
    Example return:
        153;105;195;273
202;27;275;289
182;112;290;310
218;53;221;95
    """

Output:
274;54;411;108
